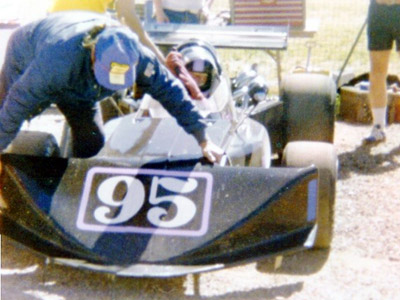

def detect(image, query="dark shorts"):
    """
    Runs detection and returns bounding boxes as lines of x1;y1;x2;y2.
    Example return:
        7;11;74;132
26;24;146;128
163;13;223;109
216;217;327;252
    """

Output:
163;9;200;24
367;2;400;51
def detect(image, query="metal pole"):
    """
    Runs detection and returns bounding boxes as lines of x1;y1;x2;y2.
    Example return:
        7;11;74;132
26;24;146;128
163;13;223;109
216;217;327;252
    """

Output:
336;17;368;87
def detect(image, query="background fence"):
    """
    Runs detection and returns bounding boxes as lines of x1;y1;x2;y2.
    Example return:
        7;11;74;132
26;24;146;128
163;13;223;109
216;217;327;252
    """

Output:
207;0;400;93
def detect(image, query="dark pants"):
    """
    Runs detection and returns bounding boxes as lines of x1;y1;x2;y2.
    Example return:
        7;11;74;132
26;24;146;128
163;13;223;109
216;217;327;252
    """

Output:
57;101;105;158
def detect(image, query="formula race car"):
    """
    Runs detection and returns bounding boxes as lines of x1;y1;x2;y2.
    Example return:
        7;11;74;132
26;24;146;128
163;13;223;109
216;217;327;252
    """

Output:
0;35;338;278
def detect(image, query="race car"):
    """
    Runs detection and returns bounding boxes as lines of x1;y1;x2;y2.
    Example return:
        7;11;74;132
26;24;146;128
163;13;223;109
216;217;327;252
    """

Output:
0;37;337;278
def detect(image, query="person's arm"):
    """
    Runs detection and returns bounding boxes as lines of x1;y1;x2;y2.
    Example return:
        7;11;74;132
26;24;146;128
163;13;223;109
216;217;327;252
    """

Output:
201;0;214;20
137;47;224;163
0;60;54;152
165;50;205;101
204;0;214;11
0;40;76;153
115;0;166;64
153;0;169;23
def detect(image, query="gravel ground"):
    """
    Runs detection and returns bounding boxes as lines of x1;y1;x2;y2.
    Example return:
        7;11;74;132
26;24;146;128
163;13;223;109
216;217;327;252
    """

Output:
1;120;400;300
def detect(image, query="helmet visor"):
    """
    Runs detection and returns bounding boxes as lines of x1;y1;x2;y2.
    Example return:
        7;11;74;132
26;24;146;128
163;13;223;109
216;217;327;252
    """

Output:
189;71;209;88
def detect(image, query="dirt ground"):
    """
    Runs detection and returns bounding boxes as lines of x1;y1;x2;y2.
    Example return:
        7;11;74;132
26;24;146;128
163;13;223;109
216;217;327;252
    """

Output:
1;120;400;300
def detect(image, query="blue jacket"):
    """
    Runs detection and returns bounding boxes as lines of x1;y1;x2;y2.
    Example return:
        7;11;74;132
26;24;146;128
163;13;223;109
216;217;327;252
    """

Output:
0;12;206;151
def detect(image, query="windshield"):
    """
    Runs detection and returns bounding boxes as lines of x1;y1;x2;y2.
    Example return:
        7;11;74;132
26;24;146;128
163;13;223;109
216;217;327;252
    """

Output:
191;74;237;121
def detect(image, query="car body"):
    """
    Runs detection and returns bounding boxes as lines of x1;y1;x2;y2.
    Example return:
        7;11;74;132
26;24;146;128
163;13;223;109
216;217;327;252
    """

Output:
0;23;338;278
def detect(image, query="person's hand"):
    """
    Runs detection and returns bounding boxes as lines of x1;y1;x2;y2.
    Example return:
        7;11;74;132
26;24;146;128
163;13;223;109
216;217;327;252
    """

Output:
165;50;205;100
201;6;211;20
155;10;170;23
200;140;225;164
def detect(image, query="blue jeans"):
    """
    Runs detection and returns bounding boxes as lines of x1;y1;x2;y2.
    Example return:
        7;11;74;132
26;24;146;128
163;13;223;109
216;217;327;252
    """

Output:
164;8;200;24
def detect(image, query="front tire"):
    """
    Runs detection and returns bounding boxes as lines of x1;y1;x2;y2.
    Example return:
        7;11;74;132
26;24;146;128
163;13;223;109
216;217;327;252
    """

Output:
282;141;337;249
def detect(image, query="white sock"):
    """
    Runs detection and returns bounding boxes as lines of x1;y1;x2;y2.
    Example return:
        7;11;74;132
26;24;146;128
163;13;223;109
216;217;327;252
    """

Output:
372;107;386;129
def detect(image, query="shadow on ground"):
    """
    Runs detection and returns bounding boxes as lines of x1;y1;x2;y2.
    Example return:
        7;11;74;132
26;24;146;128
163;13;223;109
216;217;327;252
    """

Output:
338;144;400;179
256;249;330;275
1;236;308;300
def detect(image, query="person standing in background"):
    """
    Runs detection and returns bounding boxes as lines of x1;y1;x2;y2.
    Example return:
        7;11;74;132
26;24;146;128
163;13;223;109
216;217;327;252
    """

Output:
153;0;214;24
49;0;166;63
364;0;400;145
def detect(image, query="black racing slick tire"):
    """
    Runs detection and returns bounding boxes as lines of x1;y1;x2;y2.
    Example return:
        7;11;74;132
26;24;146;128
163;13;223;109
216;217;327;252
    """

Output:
282;141;337;249
281;73;336;145
7;131;60;157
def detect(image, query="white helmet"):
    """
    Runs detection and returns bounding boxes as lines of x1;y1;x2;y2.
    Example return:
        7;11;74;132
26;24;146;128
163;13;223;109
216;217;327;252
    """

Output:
177;39;222;97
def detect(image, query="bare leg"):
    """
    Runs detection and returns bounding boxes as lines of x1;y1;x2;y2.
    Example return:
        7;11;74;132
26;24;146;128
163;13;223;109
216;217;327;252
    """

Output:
369;50;391;109
363;50;391;145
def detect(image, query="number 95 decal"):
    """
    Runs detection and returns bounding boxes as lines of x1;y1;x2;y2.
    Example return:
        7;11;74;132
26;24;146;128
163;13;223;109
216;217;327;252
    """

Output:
77;167;213;237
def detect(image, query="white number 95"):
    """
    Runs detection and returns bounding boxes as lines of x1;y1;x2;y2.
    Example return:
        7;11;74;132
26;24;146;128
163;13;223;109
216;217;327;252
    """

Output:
94;176;198;228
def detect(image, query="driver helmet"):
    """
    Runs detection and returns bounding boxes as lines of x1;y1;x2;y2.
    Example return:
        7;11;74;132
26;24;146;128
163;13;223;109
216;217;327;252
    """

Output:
177;39;222;97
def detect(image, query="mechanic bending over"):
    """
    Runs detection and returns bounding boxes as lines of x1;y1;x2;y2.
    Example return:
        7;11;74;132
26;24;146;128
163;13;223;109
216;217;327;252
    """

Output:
0;12;224;163
48;0;166;64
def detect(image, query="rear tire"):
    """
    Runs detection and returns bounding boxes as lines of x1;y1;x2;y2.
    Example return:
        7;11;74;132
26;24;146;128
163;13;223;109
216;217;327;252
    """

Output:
281;73;336;144
282;141;337;249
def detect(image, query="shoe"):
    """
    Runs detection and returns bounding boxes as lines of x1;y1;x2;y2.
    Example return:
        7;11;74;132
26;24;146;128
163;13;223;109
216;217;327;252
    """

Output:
362;125;386;145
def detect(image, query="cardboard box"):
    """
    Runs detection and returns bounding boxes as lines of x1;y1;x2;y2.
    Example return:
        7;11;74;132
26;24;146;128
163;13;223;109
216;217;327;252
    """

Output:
340;86;400;124
388;92;400;124
339;86;372;124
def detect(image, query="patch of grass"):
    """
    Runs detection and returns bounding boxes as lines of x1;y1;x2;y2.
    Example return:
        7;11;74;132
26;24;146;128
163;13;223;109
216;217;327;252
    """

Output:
211;0;400;94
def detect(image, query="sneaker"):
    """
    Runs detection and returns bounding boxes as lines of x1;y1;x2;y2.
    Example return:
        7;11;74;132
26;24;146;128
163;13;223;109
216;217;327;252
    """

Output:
362;125;386;145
